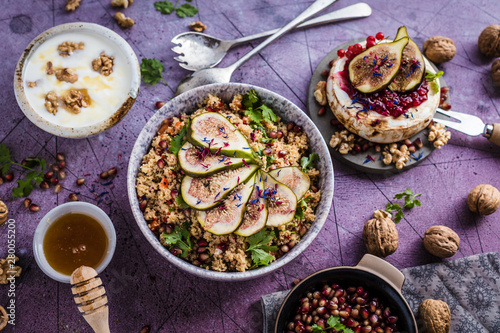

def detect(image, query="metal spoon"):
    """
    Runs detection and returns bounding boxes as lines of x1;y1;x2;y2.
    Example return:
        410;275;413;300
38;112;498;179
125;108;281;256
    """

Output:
175;0;339;96
171;3;372;71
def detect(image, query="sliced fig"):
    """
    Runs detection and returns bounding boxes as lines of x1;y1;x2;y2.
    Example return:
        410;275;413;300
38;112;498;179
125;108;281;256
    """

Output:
261;171;297;227
388;26;426;92
181;164;259;210
178;141;253;177
235;171;268;237
348;37;409;93
197;174;256;235
269;167;310;200
188;112;255;159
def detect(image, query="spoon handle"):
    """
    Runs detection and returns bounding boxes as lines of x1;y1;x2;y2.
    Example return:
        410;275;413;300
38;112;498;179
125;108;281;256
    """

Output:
226;0;339;72
230;3;372;47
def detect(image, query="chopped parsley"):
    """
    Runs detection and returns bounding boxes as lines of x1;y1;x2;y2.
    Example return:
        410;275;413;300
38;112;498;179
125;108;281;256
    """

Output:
385;188;421;223
242;89;278;126
300;153;320;171
162;224;192;257
140;58;167;85
311;315;354;333
294;195;311;220
168;122;189;155
175;195;190;209
246;228;278;267
154;0;198;18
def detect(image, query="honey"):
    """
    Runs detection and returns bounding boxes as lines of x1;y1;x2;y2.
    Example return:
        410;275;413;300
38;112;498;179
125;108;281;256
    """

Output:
43;213;108;276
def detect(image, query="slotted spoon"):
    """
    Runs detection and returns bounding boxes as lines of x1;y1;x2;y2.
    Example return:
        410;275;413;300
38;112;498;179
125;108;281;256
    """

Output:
171;2;372;71
434;108;500;146
175;0;339;96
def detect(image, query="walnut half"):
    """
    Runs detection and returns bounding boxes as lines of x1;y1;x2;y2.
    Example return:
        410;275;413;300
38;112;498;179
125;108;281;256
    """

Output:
189;21;207;32
44;91;59;115
314;81;327;106
62;90;88;114
66;0;81;11
428;122;451;149
111;0;133;8
0;256;22;285
115;12;135;29
92;52;115;76
0;201;7;226
55;68;78;83
57;41;85;57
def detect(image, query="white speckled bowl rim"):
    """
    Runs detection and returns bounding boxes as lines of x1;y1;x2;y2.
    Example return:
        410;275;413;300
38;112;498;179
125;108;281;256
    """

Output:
127;83;334;281
13;22;141;138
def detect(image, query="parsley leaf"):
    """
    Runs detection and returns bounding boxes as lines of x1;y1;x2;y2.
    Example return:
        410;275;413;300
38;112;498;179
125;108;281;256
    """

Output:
311;315;353;333
162;225;192;257
300;153;320;171
140;58;167;85
154;0;198;18
0;144;11;174
246;229;278;267
175;195;190;209
242;89;278;126
385;188;421;223
295;195;311;220
425;70;444;82
168;122;189;155
154;1;174;14
176;3;198;17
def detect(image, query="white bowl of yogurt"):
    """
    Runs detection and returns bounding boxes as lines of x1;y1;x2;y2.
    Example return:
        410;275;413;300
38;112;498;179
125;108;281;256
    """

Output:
14;22;141;138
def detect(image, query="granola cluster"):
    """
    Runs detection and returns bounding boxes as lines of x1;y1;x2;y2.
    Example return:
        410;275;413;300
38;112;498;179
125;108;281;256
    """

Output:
57;41;85;57
92;52;115;76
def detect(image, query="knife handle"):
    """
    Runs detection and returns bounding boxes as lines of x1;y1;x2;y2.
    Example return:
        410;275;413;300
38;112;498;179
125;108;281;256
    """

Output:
488;123;500;146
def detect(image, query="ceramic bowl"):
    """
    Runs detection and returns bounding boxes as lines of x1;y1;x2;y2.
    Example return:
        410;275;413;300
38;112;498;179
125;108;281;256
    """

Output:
275;254;417;332
127;83;334;281
14;22;141;138
33;202;117;283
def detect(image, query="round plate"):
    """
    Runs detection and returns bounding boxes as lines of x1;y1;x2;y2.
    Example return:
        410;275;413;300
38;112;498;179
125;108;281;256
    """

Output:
307;39;449;174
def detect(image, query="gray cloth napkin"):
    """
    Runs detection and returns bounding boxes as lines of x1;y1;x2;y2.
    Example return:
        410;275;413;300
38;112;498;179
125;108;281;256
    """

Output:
261;252;500;332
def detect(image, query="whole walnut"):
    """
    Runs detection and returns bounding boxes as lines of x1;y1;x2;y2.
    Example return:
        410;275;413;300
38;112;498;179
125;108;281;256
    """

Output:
467;184;500;215
478;25;500;57
418;299;451;333
492;59;500;86
423;226;460;258
362;209;398;257
423;36;456;63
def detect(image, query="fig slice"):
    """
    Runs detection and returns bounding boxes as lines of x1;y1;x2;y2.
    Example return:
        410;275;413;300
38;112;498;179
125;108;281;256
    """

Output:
178;141;254;177
348;37;409;93
235;171;268;237
388;26;426;92
269;166;310;200
181;164;259;210
261;171;297;227
197;173;256;235
188;112;256;159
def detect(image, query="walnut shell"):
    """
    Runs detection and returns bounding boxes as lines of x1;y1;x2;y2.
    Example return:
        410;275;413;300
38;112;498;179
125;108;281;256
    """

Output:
418;299;451;333
423;226;460;258
423;36;456;64
492;59;500;86
478;25;500;57
467;184;500;215
0;201;8;226
362;210;398;257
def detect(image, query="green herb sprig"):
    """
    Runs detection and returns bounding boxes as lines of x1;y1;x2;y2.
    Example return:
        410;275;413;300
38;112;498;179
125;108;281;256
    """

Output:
140;58;167;85
300;153;319;172
311;315;354;333
175;196;190;209
385;188;421;223
168;122;189;155
294;195;311;220
242;89;278;126
246;228;278;267
425;70;444;94
154;0;198;18
0;144;46;198
162;224;192;257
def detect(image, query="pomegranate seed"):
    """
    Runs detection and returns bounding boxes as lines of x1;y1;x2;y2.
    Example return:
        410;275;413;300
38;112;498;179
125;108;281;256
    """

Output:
268;131;277;139
58;161;66;169
0;178;3;185
366;36;376;43
414;137;423;148
52;164;60;172
321;70;329;77
339;310;349;318
29;203;40;212
376;32;384;40
408;145;416;153
217;243;228;252
140;325;151;333
54;184;62;194
318;107;326;116
158;140;168;149
287;122;295;131
330;118;340;126
361;308;369;319
370;314;379;324
56;153;65;161
337;49;345;57
170;189;178;198
361;326;372;333
278;150;287;158
197;239;208;247
139;200;147;212
68;193;78;201
294;125;303;133
170;247;182;256
387;316;398;324
276;130;284;139
157;159;166;169
316;307;326;315
366;40;376;48
329;60;335;67
165;224;174;234
338;296;346;304
4;173;14;182
347;318;357;327
441;102;451;110
59;170;66;179
40;181;49;189
108;167;118;176
197;246;207;253
45;171;54;179
318;299;327;307
100;171;109;179
281;245;289;253
76;178;85;186
383;307;391;318
24;198;32;208
293;278;302;286
356;297;367;305
50;177;58;186
155;101;165;109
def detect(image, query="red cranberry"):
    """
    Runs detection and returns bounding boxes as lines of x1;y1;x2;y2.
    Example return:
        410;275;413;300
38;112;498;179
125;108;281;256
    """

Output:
376;32;384;40
337;49;345;58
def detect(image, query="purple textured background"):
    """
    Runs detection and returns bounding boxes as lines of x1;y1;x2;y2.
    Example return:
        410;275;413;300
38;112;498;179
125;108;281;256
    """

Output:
1;0;500;332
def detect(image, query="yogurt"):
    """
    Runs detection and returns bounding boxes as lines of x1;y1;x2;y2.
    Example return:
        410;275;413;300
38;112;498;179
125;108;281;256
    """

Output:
23;31;133;128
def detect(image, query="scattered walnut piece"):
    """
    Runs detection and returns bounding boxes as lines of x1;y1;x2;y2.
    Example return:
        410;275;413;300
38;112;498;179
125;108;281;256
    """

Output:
0;256;22;285
314;80;327;106
44;91;59;115
63;90;88;114
329;130;355;154
111;0;133;7
57;41;85;57
363;209;398;257
115;12;134;29
423;225;460;258
189;21;207;32
66;0;81;11
467;184;500;215
27;81;37;88
55;68;78;83
478;25;500;57
46;61;54;75
0;305;7;331
492;59;500;86
423;36;456;64
428;122;451;149
0;201;7;226
418;299;451;333
92;52;115;76
382;143;410;169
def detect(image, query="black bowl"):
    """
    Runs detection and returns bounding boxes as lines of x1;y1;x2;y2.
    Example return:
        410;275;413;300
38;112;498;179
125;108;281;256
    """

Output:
275;254;417;333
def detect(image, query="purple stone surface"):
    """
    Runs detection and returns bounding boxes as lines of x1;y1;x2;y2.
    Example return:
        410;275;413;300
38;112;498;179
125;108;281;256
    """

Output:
1;0;500;332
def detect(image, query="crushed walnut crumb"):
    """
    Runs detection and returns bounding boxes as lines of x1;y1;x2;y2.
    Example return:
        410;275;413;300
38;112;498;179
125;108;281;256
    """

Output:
111;0;133;8
27;81;37;88
57;41;85;57
63;89;88;114
329;130;355;154
314;81;327;106
0;256;22;285
45;91;59;115
92;52;115;76
46;61;55;75
189;21;207;32
115;12;135;28
55;68;78;83
66;0;81;11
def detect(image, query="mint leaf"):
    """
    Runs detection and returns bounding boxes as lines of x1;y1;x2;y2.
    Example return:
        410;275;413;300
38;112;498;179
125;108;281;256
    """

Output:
154;1;174;14
425;70;444;82
168;122;189;155
140;58;167;85
300;153;320;171
176;3;198;17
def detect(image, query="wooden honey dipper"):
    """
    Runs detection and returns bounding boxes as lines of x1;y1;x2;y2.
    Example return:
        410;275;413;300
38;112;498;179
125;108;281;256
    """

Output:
70;266;110;333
